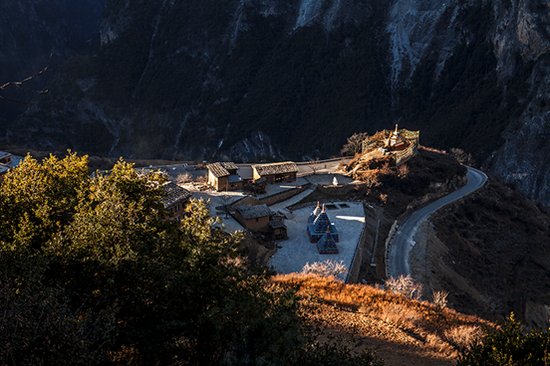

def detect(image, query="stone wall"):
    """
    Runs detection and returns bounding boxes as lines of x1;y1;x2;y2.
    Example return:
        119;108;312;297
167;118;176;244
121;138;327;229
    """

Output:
258;183;312;206
317;184;356;196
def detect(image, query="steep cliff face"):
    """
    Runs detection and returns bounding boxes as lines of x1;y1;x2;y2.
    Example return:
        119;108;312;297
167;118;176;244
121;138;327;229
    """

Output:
483;0;550;206
7;0;550;205
0;0;105;134
9;0;391;160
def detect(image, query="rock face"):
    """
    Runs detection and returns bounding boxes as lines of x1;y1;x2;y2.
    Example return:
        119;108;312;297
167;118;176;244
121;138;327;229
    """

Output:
0;0;105;134
6;0;550;205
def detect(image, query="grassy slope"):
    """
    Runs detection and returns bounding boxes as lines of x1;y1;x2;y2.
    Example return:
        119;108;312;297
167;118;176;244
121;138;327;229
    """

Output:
274;274;487;366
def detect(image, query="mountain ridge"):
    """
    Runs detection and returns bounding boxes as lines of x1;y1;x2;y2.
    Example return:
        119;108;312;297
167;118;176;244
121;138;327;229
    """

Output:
6;0;550;205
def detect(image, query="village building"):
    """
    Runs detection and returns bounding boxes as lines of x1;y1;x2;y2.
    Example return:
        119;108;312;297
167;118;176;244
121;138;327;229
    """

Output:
207;162;243;191
251;161;298;183
234;204;272;231
307;203;339;244
0;151;12;166
162;182;192;222
0;151;13;183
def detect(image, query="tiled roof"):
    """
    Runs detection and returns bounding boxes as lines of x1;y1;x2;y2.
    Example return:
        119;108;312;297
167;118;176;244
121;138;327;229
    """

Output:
207;162;238;178
269;219;286;229
207;163;229;178
162;182;192;208
252;162;298;176
235;204;272;219
220;161;238;170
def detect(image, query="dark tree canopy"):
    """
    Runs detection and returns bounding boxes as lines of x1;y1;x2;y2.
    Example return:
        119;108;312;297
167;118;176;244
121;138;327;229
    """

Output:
0;152;383;365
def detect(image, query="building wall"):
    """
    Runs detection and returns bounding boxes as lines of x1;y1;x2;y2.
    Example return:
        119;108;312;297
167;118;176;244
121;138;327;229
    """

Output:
209;171;242;191
254;172;297;184
244;216;270;231
235;212;270;231
166;200;187;222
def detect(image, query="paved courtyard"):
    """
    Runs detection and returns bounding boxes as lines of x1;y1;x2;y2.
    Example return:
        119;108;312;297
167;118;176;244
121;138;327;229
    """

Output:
269;202;365;281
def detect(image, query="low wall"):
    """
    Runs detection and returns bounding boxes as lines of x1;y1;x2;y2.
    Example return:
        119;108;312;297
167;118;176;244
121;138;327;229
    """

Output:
259;183;312;206
346;216;368;284
317;184;355;196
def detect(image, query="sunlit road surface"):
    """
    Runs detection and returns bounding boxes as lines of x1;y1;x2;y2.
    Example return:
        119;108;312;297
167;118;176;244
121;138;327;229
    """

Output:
387;167;488;278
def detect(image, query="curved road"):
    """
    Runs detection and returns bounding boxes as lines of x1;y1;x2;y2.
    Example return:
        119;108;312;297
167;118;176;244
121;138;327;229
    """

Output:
387;167;488;278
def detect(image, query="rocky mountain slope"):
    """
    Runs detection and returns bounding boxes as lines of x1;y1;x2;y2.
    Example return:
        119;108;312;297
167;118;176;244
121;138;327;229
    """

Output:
6;0;550;205
0;0;105;134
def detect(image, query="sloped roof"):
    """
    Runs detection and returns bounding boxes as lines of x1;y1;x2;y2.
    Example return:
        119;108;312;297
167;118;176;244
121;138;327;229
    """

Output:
162;182;192;208
252;161;298;176
207;162;239;178
269;219;286;229
235;204;272;219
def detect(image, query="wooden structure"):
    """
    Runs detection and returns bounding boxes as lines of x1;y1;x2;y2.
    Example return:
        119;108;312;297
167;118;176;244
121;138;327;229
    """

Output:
162;182;192;222
207;162;243;191
251;162;298;183
269;219;287;240
234;204;272;231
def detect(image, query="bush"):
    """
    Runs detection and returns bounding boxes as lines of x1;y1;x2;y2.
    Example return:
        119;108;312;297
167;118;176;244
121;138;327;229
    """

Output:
386;275;424;300
302;260;348;278
0;153;384;365
457;313;550;366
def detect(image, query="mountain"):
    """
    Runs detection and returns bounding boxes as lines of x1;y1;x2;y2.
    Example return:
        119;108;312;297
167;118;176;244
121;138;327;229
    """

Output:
0;0;105;135
6;0;550;205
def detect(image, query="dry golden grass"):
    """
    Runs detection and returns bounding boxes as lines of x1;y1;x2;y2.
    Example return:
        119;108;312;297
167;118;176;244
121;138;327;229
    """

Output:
272;274;489;364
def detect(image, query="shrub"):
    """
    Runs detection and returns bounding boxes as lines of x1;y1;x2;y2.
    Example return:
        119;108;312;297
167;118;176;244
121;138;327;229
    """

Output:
432;290;449;308
176;172;194;183
386;275;424;300
457;313;550;366
302;260;348;279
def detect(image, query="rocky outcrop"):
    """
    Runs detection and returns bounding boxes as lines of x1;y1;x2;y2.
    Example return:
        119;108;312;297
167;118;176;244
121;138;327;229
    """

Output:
0;0;104;134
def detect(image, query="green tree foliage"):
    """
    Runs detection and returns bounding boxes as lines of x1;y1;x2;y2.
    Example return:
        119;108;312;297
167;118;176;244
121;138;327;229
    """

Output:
457;314;550;366
0;153;383;365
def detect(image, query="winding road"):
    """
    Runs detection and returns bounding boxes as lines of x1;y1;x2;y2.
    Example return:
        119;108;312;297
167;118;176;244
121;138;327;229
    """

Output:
387;167;488;278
